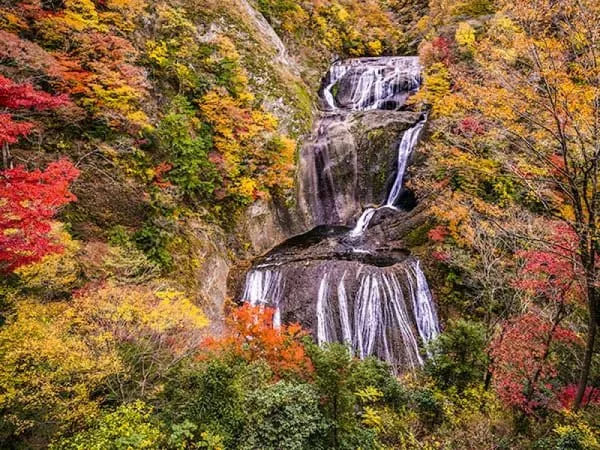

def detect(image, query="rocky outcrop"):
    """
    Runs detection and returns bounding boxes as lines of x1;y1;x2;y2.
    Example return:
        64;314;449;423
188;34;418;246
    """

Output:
296;110;423;231
170;219;231;320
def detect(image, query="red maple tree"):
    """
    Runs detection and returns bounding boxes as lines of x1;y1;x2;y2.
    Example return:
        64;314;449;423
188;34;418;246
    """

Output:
490;314;578;415
0;75;70;162
515;223;583;306
0;159;80;272
202;304;313;380
490;223;583;415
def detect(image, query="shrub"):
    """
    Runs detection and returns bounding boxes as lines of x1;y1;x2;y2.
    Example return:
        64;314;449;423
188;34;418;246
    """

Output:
52;401;167;450
241;381;326;450
425;319;488;391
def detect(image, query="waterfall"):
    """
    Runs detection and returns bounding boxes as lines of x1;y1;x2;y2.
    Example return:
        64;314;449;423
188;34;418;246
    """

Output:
385;118;426;207
316;272;333;344
242;269;285;328
405;260;440;345
337;271;353;346
349;117;426;238
322;64;350;109
322;57;421;111
349;207;379;237
241;55;441;373
314;266;424;370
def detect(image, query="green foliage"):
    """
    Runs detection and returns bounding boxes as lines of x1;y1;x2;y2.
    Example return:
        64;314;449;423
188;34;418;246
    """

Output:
412;388;445;429
52;401;166;450
160;357;253;447
404;222;433;247
133;222;173;269
241;381;326;450
156;96;219;200
425;319;488;391
307;342;378;449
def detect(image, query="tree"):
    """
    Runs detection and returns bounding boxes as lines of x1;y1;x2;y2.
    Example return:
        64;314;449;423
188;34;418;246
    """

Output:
241;381;326;450
0;74;69;166
306;343;378;449
0;283;208;445
467;0;600;411
0;159;79;272
202;304;313;380
489;313;578;415
52;401;167;450
425;319;488;392
416;0;600;411
0;300;122;445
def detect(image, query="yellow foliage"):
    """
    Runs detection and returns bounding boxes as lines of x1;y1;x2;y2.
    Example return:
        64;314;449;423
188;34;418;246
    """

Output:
233;177;259;199
554;417;600;449
0;301;122;439
411;63;454;117
15;224;81;296
102;0;146;32
361;406;383;432
265;0;403;57
366;40;383;56
146;40;169;67
431;190;475;246
62;0;104;32
199;88;294;201
0;8;28;31
101;242;161;283
0;282;208;441
455;22;476;50
70;283;209;350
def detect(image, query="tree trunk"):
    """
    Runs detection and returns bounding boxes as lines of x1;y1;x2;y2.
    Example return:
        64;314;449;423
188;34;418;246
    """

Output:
2;143;8;169
574;312;597;410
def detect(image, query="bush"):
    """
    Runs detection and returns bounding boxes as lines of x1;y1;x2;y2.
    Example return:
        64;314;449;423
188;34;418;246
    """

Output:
241;381;326;450
156;96;218;201
307;342;378;449
425;319;488;391
14;225;81;299
52;401;167;450
160;357;253;448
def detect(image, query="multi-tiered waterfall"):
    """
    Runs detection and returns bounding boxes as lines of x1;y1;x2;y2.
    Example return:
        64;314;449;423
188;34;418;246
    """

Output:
241;57;440;372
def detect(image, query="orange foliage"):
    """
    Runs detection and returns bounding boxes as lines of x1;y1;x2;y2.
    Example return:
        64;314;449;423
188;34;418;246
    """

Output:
202;304;313;380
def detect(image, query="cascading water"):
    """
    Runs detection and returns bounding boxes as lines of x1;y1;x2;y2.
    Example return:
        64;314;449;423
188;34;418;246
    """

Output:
406;260;440;344
349;117;426;238
385;118;426;207
242;269;284;328
322;57;421;110
240;56;440;372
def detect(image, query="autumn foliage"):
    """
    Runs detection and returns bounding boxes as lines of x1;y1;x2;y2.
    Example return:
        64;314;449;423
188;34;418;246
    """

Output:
0;159;79;272
490;313;579;415
515;223;583;306
202;304;313;380
0;74;69;147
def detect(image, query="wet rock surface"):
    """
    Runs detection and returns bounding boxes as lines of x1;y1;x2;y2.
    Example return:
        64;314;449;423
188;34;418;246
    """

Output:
239;57;440;373
296;110;423;230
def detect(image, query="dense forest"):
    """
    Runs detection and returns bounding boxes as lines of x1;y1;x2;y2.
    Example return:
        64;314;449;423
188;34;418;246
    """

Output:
0;0;599;448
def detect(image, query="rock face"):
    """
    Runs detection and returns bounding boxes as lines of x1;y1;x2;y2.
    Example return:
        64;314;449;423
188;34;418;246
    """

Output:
296;110;423;231
169;219;231;320
243;242;437;371
239;57;441;373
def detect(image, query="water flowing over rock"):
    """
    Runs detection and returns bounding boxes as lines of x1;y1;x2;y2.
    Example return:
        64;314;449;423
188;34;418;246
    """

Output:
240;56;440;372
242;256;437;372
321;57;421;111
348;116;426;238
